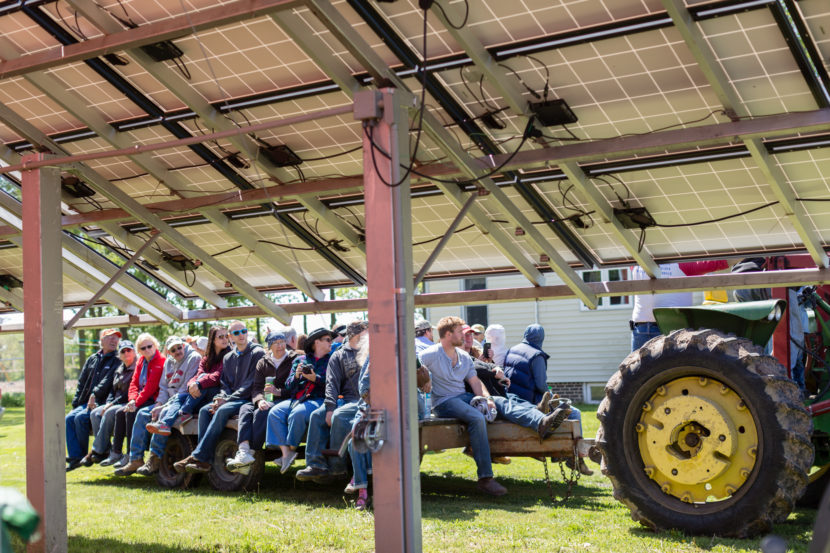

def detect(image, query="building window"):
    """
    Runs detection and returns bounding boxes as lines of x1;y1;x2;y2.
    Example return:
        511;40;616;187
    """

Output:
579;268;630;311
463;278;488;327
583;383;607;404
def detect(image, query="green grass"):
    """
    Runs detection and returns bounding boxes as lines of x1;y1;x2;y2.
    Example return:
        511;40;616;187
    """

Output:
0;405;818;552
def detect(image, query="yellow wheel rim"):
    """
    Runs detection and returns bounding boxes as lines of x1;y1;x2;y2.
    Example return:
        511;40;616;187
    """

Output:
809;464;830;484
637;376;758;503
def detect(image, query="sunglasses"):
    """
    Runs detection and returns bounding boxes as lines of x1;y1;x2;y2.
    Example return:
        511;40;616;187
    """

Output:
169;345;184;354
216;334;229;340
119;348;134;354
320;336;332;343
231;329;248;336
139;344;155;351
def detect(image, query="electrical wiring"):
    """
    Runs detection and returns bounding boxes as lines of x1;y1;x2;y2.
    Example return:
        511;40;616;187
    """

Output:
433;0;469;30
364;6;430;188
591;174;631;205
652;201;780;228
299;145;363;162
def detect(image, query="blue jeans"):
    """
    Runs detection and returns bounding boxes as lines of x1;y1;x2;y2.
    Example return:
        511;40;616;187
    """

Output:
348;408;372;489
631;322;661;351
65;405;93;460
305;402;359;473
91;404;120;454
128;405;156;461
434;393;492;479
491;395;545;430
191;399;247;463
148;402;181;459
180;387;220;415
265;399;323;449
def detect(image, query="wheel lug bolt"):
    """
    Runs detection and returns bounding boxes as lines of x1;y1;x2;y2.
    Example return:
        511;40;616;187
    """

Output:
718;434;726;442
740;468;750;479
725;485;737;495
680;492;693;503
642;401;652;412
661;483;671;494
656;386;666;396
737;401;746;411
644;466;655;477
671;468;678;476
664;407;671;415
635;423;645;433
748;447;757;457
698;377;708;386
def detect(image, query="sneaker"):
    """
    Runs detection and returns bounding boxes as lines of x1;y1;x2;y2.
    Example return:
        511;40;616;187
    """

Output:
355;488;369;511
79;453;95;468
295;466;330;482
226;448;256;472
344;478;358;494
565;457;594;476
537;403;572;439
536;390;553;414
112;456;129;469
113;459;143;476
99;452;123;467
173;455;195;474
185;459;211;474
89;451;106;464
280;450;298;474
146;421;171;436
136;454;161;476
477;477;507;496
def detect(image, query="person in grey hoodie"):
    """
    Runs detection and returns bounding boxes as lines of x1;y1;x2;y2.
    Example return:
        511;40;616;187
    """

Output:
295;320;367;482
175;320;264;473
124;336;202;476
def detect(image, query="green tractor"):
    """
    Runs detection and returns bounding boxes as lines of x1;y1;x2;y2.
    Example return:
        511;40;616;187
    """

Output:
598;294;829;537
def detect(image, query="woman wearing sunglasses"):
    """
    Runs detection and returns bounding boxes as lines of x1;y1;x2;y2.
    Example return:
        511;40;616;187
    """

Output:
265;327;333;474
114;333;165;476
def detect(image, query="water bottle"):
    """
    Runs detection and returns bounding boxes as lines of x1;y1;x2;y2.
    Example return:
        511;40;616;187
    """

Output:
265;376;275;402
336;395;345;409
424;392;432;418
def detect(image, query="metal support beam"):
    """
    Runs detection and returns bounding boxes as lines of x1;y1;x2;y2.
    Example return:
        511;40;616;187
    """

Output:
414;192;477;287
0;0;301;79
22;153;67;553
662;0;827;268
0;285;24;311
360;88;421;553
64;232;160;330
559;161;659;277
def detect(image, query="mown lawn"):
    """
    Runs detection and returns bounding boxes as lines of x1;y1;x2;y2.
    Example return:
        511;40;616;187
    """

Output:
0;405;818;552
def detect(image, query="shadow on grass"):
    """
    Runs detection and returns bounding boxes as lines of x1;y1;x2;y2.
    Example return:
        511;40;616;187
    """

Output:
69;535;211;553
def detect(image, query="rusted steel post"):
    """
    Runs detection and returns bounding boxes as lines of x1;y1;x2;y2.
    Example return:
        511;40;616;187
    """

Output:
357;88;421;552
22;153;67;553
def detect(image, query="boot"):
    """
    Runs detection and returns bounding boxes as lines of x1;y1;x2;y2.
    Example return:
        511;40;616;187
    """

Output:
136;453;161;476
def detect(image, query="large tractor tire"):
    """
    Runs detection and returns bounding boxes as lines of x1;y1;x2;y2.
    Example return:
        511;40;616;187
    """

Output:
598;329;813;537
206;428;264;492
157;430;201;489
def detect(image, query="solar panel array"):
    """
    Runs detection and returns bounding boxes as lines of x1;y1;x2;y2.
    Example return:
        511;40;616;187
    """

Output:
0;0;827;323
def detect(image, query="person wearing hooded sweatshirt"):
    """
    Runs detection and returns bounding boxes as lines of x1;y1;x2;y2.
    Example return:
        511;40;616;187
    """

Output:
503;324;550;405
120;335;201;476
175;320;264;474
225;329;298;474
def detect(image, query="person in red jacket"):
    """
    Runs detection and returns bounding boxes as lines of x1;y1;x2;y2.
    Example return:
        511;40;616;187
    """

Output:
114;333;165;476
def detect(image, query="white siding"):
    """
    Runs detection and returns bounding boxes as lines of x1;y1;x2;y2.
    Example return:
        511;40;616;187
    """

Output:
424;274;631;385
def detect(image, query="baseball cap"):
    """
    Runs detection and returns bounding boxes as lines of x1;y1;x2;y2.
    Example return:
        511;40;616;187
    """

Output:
165;336;184;351
118;339;134;352
471;324;485;334
266;331;287;346
332;324;347;337
101;328;122;339
461;324;474;334
346;320;368;338
414;319;432;332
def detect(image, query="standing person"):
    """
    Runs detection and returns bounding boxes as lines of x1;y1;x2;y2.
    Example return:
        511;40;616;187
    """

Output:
113;333;165;476
421;317;570;496
66;328;122;471
629;261;729;351
414;319;434;357
81;340;137;467
174;321;264;473
264;327;333;474
296;321;368;483
226;329;297;474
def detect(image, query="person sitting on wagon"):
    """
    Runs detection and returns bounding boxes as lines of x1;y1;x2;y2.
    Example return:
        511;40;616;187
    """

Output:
295;320;368;483
140;327;230;476
174;321;264;474
113;333;165;476
81;339;137;468
420;316;571;496
225;328;298;474
128;335;202;476
65;328;122;472
264;327;333;474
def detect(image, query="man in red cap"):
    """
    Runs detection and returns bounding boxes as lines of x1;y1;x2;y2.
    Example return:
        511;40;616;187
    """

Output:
66;328;123;471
